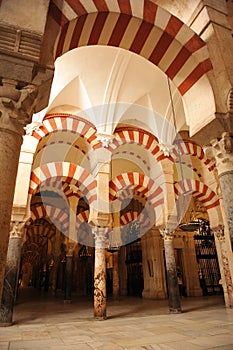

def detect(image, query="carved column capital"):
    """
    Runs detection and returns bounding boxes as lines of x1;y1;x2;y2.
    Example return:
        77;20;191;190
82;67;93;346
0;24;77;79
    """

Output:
159;228;174;241
205;132;233;175
212;225;225;241
93;227;108;248
96;132;114;148
9;221;25;239
66;241;76;257
0;80;38;135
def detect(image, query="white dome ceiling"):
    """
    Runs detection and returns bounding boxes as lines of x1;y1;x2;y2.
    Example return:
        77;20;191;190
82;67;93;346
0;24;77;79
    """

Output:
46;45;187;145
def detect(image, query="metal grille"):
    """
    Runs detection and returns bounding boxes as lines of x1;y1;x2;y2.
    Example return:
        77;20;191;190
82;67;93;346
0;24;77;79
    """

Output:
194;234;222;295
126;239;143;297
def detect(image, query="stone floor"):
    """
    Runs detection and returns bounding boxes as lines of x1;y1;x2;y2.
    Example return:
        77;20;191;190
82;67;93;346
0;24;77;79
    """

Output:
0;288;233;350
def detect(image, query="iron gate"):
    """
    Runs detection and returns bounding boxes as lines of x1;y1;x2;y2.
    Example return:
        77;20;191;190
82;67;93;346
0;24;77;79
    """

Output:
194;233;222;295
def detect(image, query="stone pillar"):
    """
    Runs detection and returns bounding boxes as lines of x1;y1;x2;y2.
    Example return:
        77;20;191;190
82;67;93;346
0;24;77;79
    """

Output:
212;225;233;308
64;241;75;303
119;246;127;296
160;229;181;313
0;221;24;326
93;227;107;320
112;251;119;300
142;229;167;299
0;80;37;299
207;133;233;248
51;228;61;296
182;233;202;297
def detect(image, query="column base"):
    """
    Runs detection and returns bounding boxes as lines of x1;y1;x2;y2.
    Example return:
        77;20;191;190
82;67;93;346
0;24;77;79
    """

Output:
169;307;182;314
0;321;13;327
94;315;107;320
63;299;72;304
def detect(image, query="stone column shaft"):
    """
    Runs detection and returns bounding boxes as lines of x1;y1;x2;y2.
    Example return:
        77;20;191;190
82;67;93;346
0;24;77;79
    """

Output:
51;229;61;296
161;230;181;313
208;133;233;248
0;131;22;300
0;222;24;326
0;81;38;299
112;251;119;300
64;241;75;303
218;172;233;248
64;256;73;303
213;225;233;308
93;227;107;320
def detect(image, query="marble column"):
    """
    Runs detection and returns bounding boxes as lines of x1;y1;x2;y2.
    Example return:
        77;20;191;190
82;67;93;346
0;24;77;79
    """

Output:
112;251;119;300
0;221;24;326
213;225;233;308
64;241;75;303
207;133;233;248
160;229;181;313
93;227;107;320
0;80;37;299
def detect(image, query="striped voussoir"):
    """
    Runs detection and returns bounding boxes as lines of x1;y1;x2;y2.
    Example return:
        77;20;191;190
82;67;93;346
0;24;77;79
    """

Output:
174;140;216;171
109;172;164;210
25;223;55;243
75;210;90;231
25;205;69;234
51;0;212;95
31;114;101;151
110;127;166;161
35;178;67;200
120;211;150;229
174;179;219;210
29;162;97;205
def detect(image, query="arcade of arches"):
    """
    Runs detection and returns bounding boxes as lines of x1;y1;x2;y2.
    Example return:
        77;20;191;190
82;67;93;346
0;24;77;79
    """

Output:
0;0;233;326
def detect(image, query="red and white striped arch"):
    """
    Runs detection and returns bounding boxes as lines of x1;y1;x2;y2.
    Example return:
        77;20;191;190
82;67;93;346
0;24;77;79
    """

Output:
174;179;219;211
32;114;101;151
52;0;212;95
110;127;167;162
75;210;90;231
120;211;150;229
29;162;97;205
173;140;215;172
25;205;69;233
109;172;164;212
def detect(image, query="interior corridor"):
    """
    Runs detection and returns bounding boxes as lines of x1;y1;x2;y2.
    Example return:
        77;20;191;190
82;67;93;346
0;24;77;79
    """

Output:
0;288;233;350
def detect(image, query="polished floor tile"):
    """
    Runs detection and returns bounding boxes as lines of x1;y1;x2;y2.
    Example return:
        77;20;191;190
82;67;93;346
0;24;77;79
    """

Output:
0;288;233;350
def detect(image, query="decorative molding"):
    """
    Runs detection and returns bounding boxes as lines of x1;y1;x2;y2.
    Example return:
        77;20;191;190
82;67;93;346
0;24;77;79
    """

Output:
0;24;42;61
227;88;233;112
96;132;114;148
